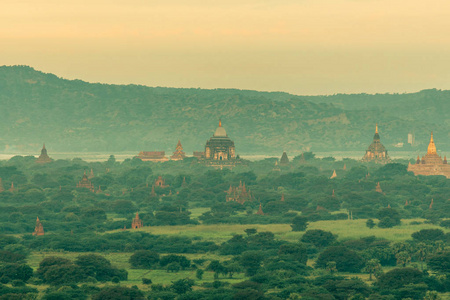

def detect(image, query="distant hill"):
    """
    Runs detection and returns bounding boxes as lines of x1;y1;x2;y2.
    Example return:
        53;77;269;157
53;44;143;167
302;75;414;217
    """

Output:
0;65;448;156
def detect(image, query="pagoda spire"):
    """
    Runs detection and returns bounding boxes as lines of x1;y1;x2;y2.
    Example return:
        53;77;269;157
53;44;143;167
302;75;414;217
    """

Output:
256;203;264;215
427;132;437;154
375;123;378;134
219;119;222;127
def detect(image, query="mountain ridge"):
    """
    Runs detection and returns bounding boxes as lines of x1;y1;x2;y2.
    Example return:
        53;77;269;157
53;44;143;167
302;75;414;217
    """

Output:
0;65;448;156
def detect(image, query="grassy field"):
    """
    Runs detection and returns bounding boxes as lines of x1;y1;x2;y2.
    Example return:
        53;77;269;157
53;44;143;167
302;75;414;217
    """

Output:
110;218;448;244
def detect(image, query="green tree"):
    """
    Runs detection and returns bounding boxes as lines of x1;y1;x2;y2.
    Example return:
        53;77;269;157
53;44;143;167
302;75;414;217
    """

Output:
366;219;376;229
301;229;336;248
363;259;382;281
316;246;365;273
326;261;337;274
129;250;160;269
291;216;308;231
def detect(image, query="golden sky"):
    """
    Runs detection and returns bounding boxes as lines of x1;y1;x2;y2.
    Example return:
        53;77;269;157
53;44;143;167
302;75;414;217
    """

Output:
2;0;450;95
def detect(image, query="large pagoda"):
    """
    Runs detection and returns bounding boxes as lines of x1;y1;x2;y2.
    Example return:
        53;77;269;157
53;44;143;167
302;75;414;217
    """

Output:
202;120;239;168
407;133;450;178
36;144;52;164
362;124;390;163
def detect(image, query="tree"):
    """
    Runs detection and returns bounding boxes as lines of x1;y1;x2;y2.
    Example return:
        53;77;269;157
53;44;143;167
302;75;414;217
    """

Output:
278;244;308;264
171;278;194;294
196;269;204;280
160;255;190;269
376;267;424;290
291;216;309;231
316;246;365;273
414;243;430;271
75;254;127;282
301;229;336;248
366;219;376;229
0;264;33;283
92;286;145;300
411;229;445;242
239;251;265;276
129;250;160;269
326;261;337;274
395;251;411;267
377;208;401;228
427;251;450;273
363;259;382;281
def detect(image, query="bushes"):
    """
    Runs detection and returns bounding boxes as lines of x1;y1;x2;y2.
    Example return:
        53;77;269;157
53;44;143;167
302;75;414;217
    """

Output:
316;246;365;273
411;229;445;241
129;250;160;269
301;230;336;248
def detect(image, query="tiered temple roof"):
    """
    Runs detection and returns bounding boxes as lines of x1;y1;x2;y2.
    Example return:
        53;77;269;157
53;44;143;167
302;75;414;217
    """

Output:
362;124;390;163
408;133;450;178
36;144;52;164
76;171;95;192
330;170;337;179
131;213;143;229
226;181;252;204
136;151;168;162
32;217;44;236
170;140;186;161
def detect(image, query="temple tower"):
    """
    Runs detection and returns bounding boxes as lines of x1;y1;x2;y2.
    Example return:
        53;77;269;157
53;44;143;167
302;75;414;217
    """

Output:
279;152;290;166
32;217;44;236
131;213;143;229
170;140;186;161
36;144;53;164
362;124;390;163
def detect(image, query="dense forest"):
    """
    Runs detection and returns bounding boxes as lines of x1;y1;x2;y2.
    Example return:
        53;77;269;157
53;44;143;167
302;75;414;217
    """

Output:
0;154;448;299
0;65;449;154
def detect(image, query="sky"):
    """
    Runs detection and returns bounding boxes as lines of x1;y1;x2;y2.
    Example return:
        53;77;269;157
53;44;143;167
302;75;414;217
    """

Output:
2;0;450;95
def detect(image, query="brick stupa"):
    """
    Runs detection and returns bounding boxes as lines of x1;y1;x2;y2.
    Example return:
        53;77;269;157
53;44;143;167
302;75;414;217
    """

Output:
131;213;143;229
32;217;44;236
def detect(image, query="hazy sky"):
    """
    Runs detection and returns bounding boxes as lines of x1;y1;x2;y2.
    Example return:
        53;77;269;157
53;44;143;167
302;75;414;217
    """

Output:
2;0;450;95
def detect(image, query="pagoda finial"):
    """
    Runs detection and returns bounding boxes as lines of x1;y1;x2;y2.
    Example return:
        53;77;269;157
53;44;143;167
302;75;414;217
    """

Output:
43;143;46;149
219;119;222;127
427;132;437;154
375;123;378;134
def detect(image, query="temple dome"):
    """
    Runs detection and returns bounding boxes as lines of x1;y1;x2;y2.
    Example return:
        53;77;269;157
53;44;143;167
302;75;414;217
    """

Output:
213;120;227;137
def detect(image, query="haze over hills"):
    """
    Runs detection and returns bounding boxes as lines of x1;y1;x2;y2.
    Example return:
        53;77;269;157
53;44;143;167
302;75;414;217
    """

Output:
0;65;448;156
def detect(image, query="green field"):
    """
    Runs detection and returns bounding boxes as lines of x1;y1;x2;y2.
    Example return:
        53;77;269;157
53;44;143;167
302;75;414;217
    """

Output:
109;218;447;244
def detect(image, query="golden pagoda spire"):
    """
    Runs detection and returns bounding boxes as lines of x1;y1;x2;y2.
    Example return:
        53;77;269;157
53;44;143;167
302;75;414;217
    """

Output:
427;132;437;154
219;119;222;127
375;123;378;134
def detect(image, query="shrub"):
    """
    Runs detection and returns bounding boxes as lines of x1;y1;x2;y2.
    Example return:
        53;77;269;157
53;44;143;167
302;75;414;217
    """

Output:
316;246;365;273
301;230;336;248
129;250;160;269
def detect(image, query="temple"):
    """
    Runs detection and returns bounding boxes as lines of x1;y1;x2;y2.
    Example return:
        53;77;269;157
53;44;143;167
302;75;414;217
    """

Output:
136;151;168;162
330;170;337;179
362;124;390;163
36;144;52;164
76;171;95;192
131;213;143;229
225;181;252;204
154;176;169;188
202;120;239;168
279;152;290;166
32;217;44;236
170;140;186;161
376;182;383;193
256;203;265;215
407;133;450;178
